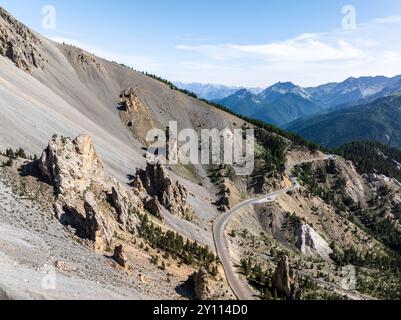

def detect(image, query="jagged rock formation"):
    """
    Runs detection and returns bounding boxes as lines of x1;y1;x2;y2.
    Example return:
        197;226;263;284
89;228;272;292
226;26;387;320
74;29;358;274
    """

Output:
257;208;332;260
0;7;46;73
326;158;368;206
83;191;116;249
4;5;401;301
76;52;104;71
133;161;194;220
113;245;129;270
40;135;104;195
39;135;142;251
118;87;160;144
273;256;300;300
189;268;215;300
295;224;333;261
143;196;163;220
110;179;143;230
364;173;401;189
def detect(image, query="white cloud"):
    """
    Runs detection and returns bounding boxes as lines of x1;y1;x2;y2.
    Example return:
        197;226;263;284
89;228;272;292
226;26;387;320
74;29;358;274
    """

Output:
177;32;364;63
230;38;363;62
46;13;401;87
176;37;364;65
174;14;401;87
373;15;401;24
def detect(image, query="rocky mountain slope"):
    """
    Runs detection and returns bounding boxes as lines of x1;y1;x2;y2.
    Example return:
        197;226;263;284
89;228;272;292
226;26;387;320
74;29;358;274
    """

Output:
334;141;401;182
0;6;240;300
306;75;401;109
225;152;401;300
286;95;401;148
0;6;240;182
218;83;325;127
215;76;401;128
1;6;401;301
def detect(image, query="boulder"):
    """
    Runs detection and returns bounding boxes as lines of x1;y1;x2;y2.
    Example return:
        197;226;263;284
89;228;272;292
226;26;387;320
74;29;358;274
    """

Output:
189;268;215;300
273;256;300;300
113;245;129;270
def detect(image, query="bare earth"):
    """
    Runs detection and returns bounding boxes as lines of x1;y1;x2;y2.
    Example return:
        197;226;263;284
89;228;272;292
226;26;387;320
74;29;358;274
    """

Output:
0;177;150;300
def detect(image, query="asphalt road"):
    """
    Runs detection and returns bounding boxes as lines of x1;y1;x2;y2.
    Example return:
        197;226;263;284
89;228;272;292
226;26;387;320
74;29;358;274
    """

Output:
213;156;331;300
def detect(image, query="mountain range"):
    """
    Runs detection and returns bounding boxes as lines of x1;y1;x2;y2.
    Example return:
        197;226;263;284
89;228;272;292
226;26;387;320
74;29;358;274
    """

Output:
174;82;263;101
178;75;401;128
306;75;401;109
286;94;401;148
217;82;326;127
2;5;401;302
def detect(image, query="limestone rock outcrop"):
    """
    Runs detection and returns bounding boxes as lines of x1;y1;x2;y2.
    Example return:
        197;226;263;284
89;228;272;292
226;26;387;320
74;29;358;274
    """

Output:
364;173;401;189
273;256;300;300
39;135;142;251
76;52;104;71
83;191;115;251
326;158;368;206
134;161;194;220
143;196;163;220
118;87;159;144
189;268;215;300
0;7;46;73
40;134;104;195
109;179;142;232
295;224;333;261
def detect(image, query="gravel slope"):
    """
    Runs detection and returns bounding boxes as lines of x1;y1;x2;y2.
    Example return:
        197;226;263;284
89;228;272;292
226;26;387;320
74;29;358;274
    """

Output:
0;178;149;300
0;9;246;300
0;31;242;182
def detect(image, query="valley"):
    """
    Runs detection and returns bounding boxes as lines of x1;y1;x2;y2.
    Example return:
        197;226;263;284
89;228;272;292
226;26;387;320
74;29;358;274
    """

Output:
184;76;401;129
1;4;401;302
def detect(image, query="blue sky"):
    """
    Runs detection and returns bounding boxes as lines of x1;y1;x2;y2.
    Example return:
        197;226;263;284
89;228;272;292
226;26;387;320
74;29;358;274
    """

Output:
1;0;401;87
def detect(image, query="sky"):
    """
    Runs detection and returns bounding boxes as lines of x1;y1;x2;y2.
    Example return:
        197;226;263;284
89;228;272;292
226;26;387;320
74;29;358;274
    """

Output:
1;0;401;87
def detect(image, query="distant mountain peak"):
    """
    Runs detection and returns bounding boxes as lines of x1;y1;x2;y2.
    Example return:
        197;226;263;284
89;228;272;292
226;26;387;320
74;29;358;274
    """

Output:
173;82;263;101
272;81;297;89
261;81;312;100
233;88;255;100
266;82;297;93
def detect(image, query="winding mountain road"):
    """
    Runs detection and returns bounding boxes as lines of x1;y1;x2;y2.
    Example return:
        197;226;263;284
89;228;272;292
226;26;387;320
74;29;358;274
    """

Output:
213;155;334;300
